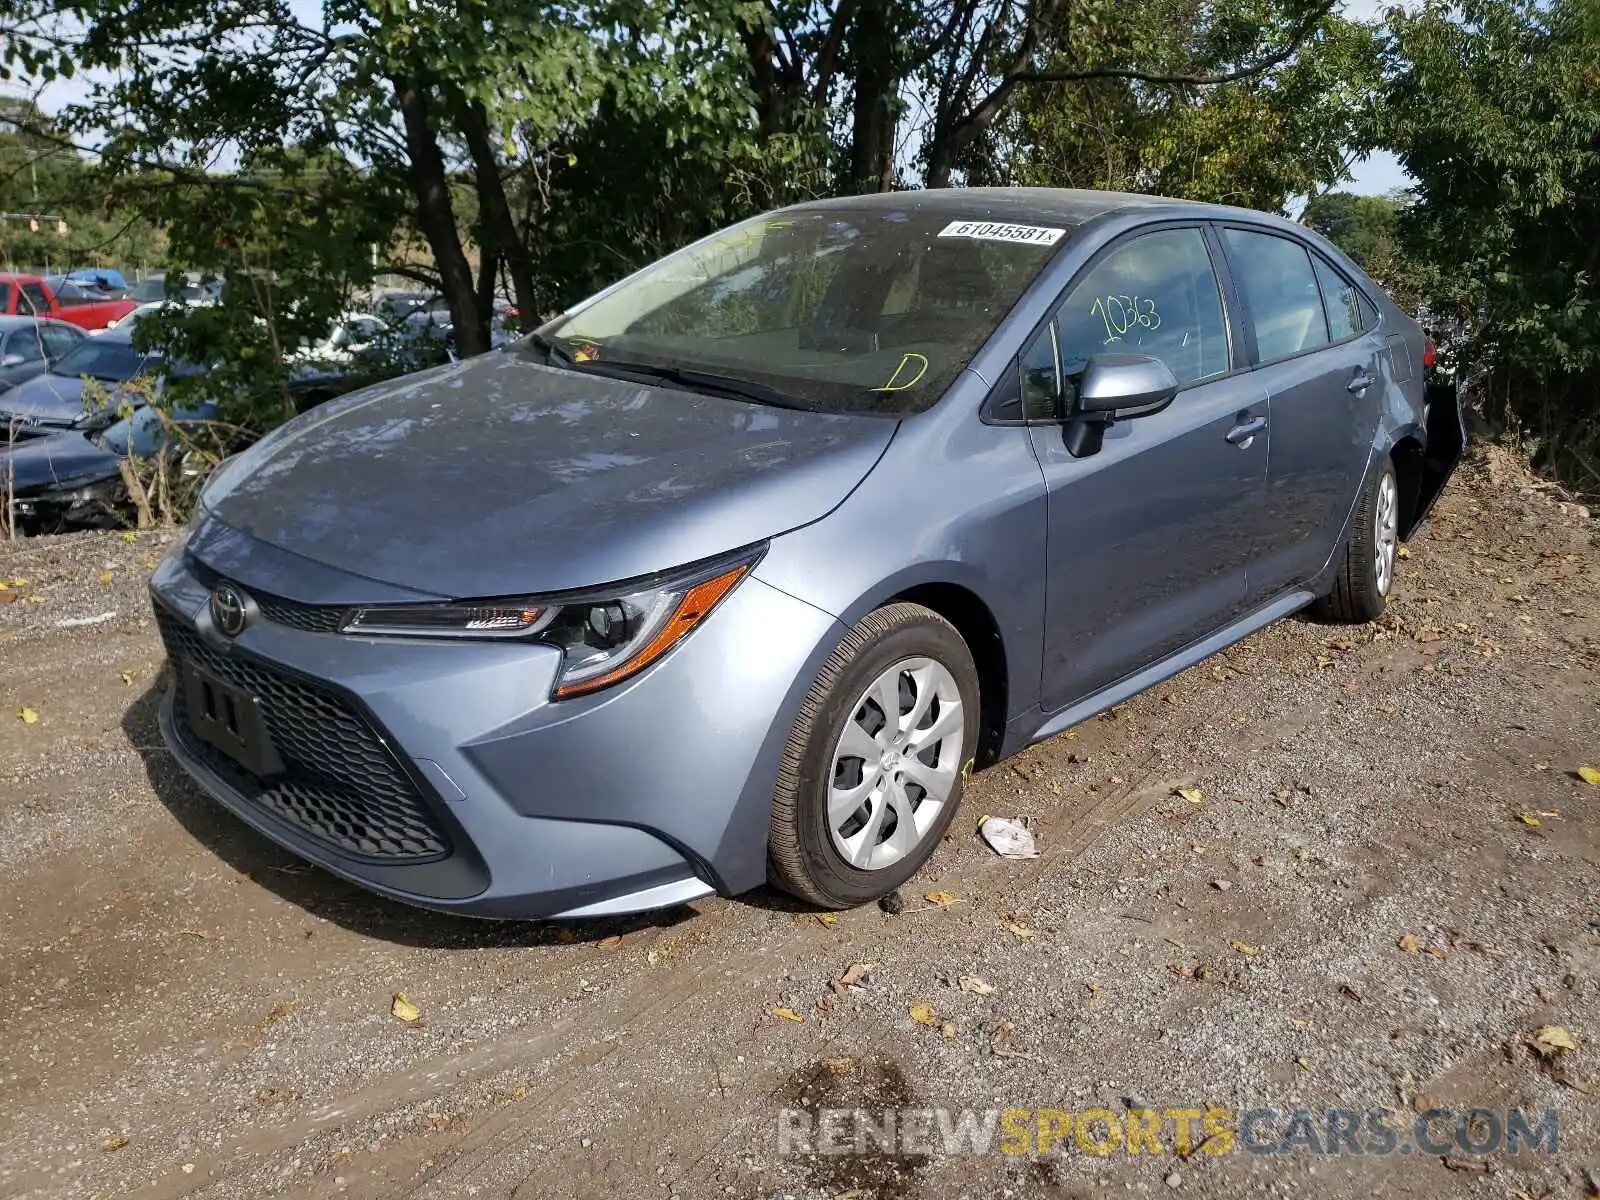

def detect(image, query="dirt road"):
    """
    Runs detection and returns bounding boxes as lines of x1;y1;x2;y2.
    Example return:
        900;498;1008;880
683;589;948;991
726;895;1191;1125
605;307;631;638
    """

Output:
1;448;1597;1200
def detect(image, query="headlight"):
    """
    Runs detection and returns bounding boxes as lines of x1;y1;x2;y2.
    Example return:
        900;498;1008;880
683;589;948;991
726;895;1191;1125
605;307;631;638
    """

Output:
340;551;760;699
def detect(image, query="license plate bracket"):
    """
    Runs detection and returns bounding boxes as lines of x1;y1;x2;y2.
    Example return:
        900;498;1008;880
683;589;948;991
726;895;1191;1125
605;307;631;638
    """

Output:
183;663;284;778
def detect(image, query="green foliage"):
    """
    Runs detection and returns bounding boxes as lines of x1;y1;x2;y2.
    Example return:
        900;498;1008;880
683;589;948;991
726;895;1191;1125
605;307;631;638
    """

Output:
1301;190;1407;291
1379;0;1600;474
966;2;1384;213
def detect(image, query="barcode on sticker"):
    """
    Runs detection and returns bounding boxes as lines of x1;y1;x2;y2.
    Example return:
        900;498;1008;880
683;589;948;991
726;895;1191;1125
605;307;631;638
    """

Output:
937;220;1066;246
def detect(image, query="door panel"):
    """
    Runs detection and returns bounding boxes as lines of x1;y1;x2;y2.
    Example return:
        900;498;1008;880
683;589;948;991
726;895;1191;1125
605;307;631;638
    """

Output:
1240;248;1384;598
1029;224;1267;714
1251;342;1382;595
1030;374;1268;712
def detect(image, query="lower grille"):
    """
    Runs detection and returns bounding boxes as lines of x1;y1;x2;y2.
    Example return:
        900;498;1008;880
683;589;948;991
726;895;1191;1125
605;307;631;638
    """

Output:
156;604;451;862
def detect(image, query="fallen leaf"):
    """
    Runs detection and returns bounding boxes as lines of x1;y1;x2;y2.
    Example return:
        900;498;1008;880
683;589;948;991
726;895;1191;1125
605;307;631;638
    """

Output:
1084;980;1103;1004
1514;811;1542;827
1230;940;1258;957
119;669;138;685
1174;787;1203;804
835;962;875;989
822;1056;855;1075
1297;1056;1313;1073
1397;546;1411;559
391;993;421;1023
11;578;26;587
597;934;622;948
646;949;659;965
1530;1026;1578;1057
99;571;114;583
1315;654;1337;669
1576;767;1600;786
924;890;959;908
1001;919;1036;940
17;708;37;724
958;975;996;996
909;1001;938;1026
265;999;295;1024
120;532;137;543
815;912;840;928
939;1020;958;1039
102;1135;127;1153
1397;933;1422;954
772;1007;804;1022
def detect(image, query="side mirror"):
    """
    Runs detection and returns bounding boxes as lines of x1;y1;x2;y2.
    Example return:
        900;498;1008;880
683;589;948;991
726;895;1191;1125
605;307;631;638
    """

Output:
1075;353;1180;415
1064;353;1179;458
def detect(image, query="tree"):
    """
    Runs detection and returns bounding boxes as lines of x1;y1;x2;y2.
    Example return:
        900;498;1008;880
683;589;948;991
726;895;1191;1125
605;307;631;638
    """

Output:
1379;0;1600;477
1302;191;1403;271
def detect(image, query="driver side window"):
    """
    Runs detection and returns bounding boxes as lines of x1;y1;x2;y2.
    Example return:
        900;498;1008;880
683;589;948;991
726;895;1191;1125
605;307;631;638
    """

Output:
1054;228;1229;387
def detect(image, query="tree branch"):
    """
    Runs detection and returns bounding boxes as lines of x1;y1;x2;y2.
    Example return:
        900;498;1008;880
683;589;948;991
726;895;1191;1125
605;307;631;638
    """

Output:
1015;1;1334;87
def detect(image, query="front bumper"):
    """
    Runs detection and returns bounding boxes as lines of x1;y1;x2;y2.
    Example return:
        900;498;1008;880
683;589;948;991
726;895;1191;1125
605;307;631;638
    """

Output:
150;527;841;918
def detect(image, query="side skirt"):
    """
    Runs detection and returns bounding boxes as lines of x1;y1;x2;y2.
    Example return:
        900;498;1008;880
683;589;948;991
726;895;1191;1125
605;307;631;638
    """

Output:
1027;589;1317;746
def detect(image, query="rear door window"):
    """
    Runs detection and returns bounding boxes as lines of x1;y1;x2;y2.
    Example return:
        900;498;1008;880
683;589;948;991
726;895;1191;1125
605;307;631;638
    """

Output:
40;324;83;359
1222;228;1329;362
1053;226;1230;386
1312;255;1365;342
19;282;52;316
4;330;43;363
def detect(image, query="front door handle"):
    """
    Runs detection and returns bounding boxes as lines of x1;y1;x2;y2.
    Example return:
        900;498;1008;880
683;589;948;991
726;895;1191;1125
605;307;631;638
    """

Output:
1225;415;1267;446
1348;370;1376;394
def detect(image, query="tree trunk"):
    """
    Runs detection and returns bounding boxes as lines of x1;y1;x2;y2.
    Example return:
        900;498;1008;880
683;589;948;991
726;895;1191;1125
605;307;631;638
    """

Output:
453;93;541;324
848;0;896;192
392;74;488;358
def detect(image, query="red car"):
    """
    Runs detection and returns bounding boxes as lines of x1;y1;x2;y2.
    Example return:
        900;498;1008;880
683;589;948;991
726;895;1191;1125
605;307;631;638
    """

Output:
0;273;137;332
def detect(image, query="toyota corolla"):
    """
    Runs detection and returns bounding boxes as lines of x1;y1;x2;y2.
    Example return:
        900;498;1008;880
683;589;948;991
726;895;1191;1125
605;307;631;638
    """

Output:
149;188;1463;918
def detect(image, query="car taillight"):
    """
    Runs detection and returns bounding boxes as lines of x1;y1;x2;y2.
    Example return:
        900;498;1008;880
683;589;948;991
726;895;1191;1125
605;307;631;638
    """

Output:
1423;339;1436;370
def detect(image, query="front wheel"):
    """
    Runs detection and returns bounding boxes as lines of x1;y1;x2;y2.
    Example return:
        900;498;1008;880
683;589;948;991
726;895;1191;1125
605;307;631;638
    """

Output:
1313;458;1398;623
767;603;980;908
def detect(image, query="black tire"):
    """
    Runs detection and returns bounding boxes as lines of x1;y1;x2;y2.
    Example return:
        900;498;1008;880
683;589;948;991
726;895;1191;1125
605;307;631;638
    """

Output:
767;603;980;908
1311;458;1397;624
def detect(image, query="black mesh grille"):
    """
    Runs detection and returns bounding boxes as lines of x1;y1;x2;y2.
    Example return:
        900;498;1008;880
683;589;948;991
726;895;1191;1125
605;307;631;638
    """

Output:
156;603;451;862
186;556;348;634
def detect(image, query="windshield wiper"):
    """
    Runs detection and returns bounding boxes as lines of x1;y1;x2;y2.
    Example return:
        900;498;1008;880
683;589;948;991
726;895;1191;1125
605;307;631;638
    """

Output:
587;359;814;412
526;330;574;367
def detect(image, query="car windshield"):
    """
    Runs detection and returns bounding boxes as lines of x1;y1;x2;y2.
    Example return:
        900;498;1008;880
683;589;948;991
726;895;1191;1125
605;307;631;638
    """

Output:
541;208;1072;415
49;339;150;382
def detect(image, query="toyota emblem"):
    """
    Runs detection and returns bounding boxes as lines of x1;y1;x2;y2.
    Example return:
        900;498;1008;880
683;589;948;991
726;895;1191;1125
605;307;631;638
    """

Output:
209;583;249;637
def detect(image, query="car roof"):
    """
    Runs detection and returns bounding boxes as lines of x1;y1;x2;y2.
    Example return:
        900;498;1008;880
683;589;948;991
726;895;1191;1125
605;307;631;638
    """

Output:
779;186;1300;232
0;315;73;331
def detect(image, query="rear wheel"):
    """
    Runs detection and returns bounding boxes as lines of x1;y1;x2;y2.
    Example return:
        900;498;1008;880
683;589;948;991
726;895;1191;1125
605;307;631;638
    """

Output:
768;603;979;908
1313;458;1398;623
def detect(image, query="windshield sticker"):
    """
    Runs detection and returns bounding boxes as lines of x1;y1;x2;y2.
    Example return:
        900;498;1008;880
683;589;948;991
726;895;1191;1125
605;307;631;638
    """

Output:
938;220;1066;246
573;342;601;363
875;352;930;392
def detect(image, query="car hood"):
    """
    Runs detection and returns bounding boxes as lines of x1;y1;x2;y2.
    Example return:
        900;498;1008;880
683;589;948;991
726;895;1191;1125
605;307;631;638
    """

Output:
0;372;121;428
202;351;897;597
1;426;120;493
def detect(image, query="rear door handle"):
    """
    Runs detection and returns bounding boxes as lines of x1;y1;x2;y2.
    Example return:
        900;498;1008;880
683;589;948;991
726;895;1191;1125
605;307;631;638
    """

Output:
1225;415;1267;446
1348;370;1376;394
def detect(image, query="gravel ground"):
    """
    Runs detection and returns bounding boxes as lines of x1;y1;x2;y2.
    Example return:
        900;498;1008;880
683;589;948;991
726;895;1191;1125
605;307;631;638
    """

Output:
0;447;1596;1200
